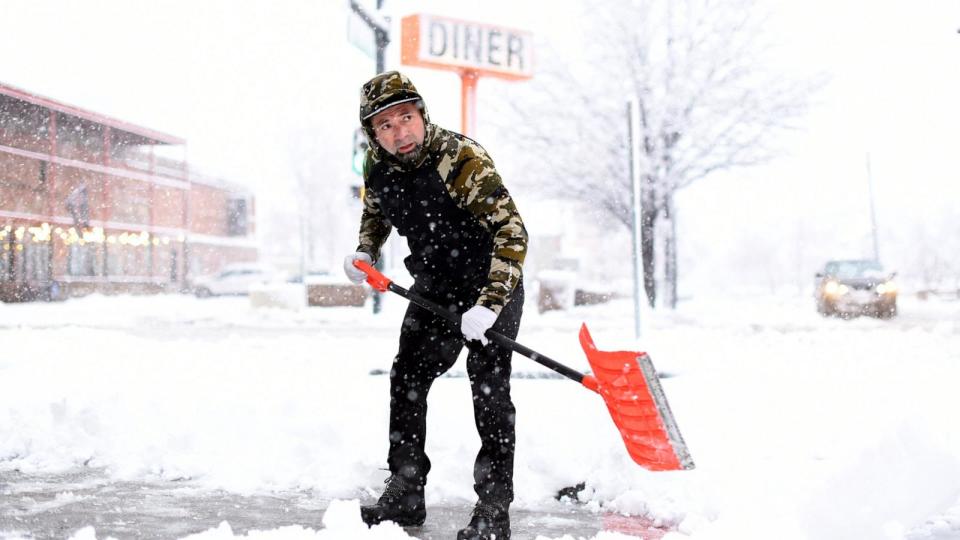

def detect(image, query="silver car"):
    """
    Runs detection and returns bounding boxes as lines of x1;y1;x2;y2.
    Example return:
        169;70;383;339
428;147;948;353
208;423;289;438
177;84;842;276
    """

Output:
814;260;898;318
192;263;282;297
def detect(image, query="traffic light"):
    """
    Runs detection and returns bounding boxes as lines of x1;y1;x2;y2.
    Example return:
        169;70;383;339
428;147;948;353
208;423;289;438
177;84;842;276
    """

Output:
352;127;368;176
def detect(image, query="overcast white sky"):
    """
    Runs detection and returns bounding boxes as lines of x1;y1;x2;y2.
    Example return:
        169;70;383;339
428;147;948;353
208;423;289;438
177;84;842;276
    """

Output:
1;0;958;290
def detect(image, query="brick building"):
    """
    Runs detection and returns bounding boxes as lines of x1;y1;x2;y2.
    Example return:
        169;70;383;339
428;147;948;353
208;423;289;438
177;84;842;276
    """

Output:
0;82;257;301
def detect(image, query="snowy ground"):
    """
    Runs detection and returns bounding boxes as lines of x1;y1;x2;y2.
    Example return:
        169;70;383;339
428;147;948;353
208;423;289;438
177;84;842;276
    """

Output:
1;285;959;539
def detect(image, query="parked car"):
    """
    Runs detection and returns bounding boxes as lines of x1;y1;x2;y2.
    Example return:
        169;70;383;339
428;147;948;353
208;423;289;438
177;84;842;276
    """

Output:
814;259;897;318
191;263;283;297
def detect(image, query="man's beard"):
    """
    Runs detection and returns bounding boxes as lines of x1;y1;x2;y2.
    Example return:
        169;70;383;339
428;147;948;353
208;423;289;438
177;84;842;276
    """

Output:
395;143;424;164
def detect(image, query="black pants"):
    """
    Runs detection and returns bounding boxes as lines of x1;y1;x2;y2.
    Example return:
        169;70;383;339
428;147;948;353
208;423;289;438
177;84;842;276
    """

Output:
387;281;524;503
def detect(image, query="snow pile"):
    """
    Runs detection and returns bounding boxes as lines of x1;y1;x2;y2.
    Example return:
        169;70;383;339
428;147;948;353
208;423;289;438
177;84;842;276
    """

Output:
249;283;308;310
2;292;959;539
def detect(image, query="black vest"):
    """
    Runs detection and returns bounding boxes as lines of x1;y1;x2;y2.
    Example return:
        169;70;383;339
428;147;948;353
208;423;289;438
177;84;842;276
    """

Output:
367;156;493;301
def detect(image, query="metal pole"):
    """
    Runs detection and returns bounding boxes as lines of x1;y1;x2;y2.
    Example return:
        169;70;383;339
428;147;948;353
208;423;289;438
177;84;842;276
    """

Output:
371;0;389;314
371;11;385;314
866;153;880;262
460;71;478;137
349;0;392;313
298;173;307;283
374;0;387;73
627;100;642;339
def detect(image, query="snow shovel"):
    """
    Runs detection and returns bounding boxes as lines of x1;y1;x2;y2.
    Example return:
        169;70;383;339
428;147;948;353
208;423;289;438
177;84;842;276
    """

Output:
353;261;695;472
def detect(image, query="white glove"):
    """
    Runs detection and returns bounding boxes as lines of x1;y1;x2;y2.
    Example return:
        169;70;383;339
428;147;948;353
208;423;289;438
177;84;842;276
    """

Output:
343;252;373;284
461;305;498;346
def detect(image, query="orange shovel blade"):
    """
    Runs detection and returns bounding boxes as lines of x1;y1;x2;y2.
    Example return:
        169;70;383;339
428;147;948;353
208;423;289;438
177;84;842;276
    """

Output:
579;324;695;471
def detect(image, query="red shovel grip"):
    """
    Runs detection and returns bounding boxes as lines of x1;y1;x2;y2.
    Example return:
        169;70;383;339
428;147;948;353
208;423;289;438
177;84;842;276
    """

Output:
353;259;392;292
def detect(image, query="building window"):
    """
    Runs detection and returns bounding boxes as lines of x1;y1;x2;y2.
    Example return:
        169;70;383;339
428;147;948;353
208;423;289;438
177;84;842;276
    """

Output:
68;244;97;276
105;242;150;277
227;198;248;236
153;246;171;282
111;183;150;224
23;240;51;282
121;245;137;276
106;244;124;276
0;238;12;282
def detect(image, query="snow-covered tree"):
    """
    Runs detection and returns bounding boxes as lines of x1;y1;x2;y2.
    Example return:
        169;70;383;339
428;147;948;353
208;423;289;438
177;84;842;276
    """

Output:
493;0;817;307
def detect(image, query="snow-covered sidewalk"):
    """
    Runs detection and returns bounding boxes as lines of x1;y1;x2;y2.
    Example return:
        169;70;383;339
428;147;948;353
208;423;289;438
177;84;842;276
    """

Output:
1;291;959;539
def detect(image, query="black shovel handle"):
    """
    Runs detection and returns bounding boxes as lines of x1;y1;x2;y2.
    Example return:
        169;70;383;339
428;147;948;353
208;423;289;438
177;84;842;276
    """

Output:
354;260;589;385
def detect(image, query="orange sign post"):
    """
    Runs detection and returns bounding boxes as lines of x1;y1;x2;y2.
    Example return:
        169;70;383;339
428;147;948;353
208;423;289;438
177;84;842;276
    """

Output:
401;14;533;137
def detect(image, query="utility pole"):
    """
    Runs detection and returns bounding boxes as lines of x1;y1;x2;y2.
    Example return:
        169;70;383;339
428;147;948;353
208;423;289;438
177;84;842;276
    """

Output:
866;153;880;262
298;186;306;284
627;99;642;339
349;0;390;313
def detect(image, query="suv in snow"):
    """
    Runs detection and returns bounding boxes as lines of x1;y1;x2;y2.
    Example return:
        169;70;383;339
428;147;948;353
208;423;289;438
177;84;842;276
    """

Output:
191;263;283;297
814;259;898;318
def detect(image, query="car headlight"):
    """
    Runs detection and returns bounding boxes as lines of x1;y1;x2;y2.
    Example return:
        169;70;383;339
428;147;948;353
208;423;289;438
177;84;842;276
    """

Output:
824;281;843;296
877;281;897;295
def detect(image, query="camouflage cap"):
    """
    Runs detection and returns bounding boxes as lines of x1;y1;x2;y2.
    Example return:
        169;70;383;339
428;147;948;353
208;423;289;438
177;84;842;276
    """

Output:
359;71;424;123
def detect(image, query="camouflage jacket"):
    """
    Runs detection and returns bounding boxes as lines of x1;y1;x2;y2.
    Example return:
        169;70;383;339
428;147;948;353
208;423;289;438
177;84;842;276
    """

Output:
356;126;527;314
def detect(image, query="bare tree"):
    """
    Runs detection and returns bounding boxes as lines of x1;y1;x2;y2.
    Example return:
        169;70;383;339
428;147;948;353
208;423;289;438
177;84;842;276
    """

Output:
899;216;960;295
491;0;817;308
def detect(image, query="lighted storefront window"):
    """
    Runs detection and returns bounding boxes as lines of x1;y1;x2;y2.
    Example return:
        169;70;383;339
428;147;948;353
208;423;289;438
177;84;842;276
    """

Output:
68;244;97;276
23;239;50;282
0;237;11;281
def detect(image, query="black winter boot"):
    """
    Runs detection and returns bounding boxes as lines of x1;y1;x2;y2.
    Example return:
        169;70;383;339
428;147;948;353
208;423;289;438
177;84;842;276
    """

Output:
457;500;510;540
360;474;426;527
